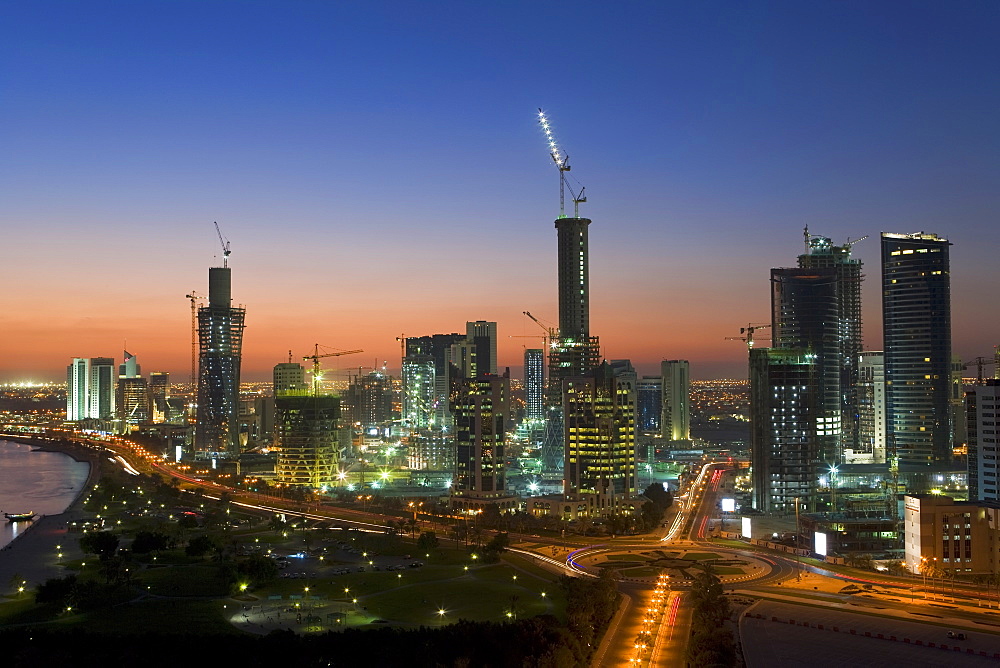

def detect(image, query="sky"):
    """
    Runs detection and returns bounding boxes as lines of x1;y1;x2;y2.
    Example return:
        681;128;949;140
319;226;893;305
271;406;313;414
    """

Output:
2;1;998;382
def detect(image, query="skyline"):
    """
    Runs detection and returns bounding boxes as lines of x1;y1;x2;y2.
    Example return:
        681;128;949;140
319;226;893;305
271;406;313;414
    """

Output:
3;2;999;382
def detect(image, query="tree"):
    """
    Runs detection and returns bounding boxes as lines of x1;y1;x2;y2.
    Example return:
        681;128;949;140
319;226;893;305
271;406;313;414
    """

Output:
131;531;173;554
35;575;77;606
186;534;217;557
642;482;673;510
417;531;439;551
236;554;278;587
79;531;119;561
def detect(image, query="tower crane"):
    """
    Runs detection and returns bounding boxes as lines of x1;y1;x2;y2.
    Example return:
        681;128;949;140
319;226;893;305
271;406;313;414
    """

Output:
395;334;407;361
537;109;586;218
963;356;998;386
302;344;363;396
214;221;231;267
185;291;203;386
523;311;559;347
725;323;771;350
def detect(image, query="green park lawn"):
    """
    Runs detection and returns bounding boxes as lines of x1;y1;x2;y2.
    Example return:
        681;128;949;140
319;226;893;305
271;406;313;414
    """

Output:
682;552;722;561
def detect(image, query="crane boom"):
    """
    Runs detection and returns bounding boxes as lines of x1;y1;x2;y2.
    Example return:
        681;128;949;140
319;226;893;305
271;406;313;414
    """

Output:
537;109;586;218
302;344;363;395
214;221;231;267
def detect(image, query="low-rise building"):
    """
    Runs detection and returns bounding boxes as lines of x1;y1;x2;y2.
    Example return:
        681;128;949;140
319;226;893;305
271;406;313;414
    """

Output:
903;494;1000;575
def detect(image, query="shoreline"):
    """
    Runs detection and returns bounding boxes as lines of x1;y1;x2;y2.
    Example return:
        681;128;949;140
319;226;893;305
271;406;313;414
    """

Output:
0;435;104;589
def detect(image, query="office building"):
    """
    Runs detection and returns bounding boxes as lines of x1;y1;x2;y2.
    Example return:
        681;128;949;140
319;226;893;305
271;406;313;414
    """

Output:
750;348;818;512
854;352;887;464
117;351;149;426
903;494;1000;575
636;376;662;434
466;321;498;376
968;380;1000;501
882;232;952;465
195;265;246;456
798;232;864;450
771;267;842;465
661;360;690;441
66;357;116;421
524;348;545;423
451;372;517;511
273;362;308;394
563;361;636;509
149;372;170;423
345;370;396;432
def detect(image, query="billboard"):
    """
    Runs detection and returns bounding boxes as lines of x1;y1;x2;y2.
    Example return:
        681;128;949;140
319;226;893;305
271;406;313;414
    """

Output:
815;531;828;556
741;516;751;538
721;497;736;513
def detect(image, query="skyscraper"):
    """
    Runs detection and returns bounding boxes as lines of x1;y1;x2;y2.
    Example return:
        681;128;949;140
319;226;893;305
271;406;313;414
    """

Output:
967;380;1000;500
149;372;170;423
660;360;690;441
797;232;864;450
855;352;887;464
636;376;662;434
881;232;952;465
563;361;636;504
195;265;246;456
452;372;514;510
524;348;544;423
275;392;340;489
118;350;149;426
466;321;498;376
750;348;818;512
66;357;116;421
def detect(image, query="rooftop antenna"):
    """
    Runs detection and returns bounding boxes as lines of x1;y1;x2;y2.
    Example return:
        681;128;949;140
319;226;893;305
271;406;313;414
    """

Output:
803;226;810;254
214;221;231;267
538;108;586;218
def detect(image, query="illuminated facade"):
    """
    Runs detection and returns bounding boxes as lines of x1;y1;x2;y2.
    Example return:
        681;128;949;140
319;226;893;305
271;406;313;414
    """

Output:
882;232;952;465
968;380;1000;501
903;494;1000;575
466;320;497;376
563;362;636;508
854;352;887;464
195;266;246;457
275;393;339;488
660;360;690;441
524;348;544;422
401;356;435;429
66;356;116;421
750;348;818;513
117;351;149;425
149;372;170;422
452;373;514;509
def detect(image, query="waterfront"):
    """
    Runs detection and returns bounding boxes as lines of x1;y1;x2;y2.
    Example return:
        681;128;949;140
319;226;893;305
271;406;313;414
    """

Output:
0;439;89;550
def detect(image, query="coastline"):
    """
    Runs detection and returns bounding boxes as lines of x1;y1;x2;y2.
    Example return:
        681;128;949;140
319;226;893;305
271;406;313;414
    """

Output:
0;435;104;591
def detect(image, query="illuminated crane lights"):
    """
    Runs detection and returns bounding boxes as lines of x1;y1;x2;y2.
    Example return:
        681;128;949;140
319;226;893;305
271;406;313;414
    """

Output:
537;108;586;218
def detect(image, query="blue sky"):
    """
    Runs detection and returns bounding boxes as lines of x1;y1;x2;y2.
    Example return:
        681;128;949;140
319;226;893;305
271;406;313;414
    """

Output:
2;1;998;380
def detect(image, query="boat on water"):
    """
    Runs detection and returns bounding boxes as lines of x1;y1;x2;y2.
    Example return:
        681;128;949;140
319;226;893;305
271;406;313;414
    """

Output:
4;511;37;522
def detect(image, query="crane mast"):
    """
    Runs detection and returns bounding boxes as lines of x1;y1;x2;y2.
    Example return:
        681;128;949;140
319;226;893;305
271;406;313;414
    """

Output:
214;221;232;267
302;344;363;396
538;109;586;218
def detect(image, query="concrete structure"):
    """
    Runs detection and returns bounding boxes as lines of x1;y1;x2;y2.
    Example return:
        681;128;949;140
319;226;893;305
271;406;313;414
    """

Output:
345;370;395;432
882;232;952;465
904;494;1000;575
660;360;689;441
274;393;340;489
853;352;886;464
117;351;149;426
273;362;308;394
195;265;246;456
401;356;435;429
66;356;116;421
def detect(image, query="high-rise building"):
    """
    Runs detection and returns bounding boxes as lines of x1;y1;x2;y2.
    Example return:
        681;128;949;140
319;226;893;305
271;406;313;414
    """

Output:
771;267;842;465
66;357;116;421
750;348;818;512
273;363;308;394
524;348;544;423
563;361;636;505
403;333;466;429
855;352;887;464
466;321;498;376
149;372;170;423
117;350;149;426
195;265;246;456
452;372;512;510
544;216;601;471
661;360;690;441
345;370;396;432
636;376;662;434
401;356;435;429
881;232;952;465
797;232;864;451
275;393;340;489
967;380;1000;501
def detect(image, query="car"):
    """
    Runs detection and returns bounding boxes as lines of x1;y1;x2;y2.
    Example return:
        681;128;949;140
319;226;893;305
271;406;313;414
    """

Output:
947;631;966;640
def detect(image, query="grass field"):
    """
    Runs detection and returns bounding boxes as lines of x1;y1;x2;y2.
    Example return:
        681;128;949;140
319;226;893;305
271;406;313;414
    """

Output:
682;552;722;561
